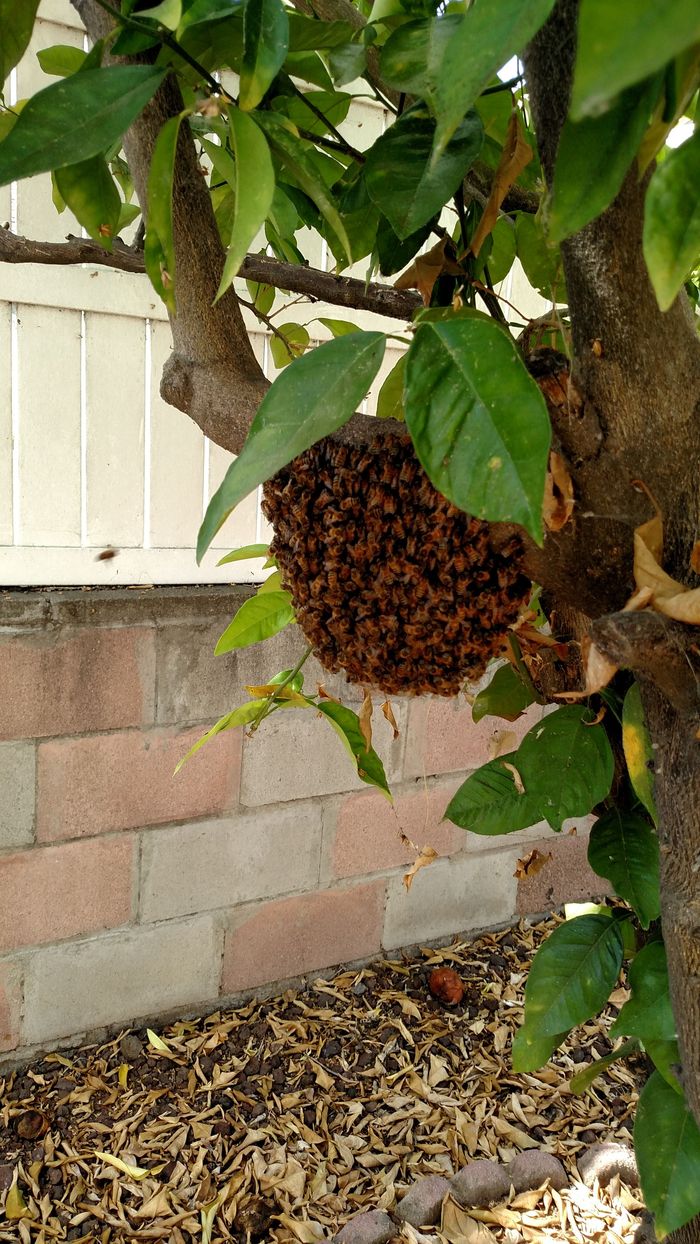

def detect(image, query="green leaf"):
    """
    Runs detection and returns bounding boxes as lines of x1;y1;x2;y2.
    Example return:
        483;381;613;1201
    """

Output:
515;211;564;299
569;1039;640;1094
198;331;386;559
316;701;391;799
328;41;367;87
445;753;542;836
217;108;275;298
472;663;535;724
364;102;483;240
54;155;121;249
144;112;185;315
516;706;615;831
273;89;351;138
138;0;182;28
511;1023;569;1074
269;321;311;368
379;16;461;99
174;699;270;771
622;682;658;823
644;128;700;312
256;568;283;593
404;315;551;542
486;216;516;285
215;591;296;654
285;51;334;90
376;353;406;421
287;14;354;51
549;75;662;243
571;0;700;121
611;942;676;1044
240;0;289;110
375;213;434;276
255;111;351;261
37;43;87;77
520;914;624;1038
246;279;275;315
0;0;40;87
645;1039;683;1094
634;1071;700;1238
318;317;360;337
587;810;660;929
0;66;167;188
217;543;270;565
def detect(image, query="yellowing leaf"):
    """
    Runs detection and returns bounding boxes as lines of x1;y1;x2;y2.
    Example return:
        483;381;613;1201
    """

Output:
514;848;552;880
245;683;310;706
631;501;700;622
403;844;438;891
146;1028;170;1052
95;1152;154;1180
5;1181;31;1220
469;111;532;258
118;1063;129;1089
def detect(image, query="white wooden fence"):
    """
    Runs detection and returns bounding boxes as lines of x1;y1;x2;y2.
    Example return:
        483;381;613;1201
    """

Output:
0;0;544;587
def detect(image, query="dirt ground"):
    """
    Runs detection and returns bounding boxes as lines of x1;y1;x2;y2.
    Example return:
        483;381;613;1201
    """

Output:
0;918;646;1243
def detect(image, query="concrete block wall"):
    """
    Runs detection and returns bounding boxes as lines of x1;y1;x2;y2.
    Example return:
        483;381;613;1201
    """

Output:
0;587;604;1062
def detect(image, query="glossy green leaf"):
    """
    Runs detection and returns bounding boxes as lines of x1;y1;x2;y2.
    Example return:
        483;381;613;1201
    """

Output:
54;155;121;249
519;914;624;1038
240;0;289;110
364;102;483;240
645;1039;683;1094
612;942;676;1044
197;331;386;559
376;353;406;421
174;699;270;771
246;280;275;315
511;1023;569;1074
515;211;564;299
316;701;391;799
588;810;660;928
644;128;700;311
569;1039;639;1094
287;15;354;51
118;201;141;231
138;0;182;28
273;89;351;137
622;682;658;822
404;315;550;542
144;112;184;314
549;75;662;243
257;569;284;593
571;0;700;120
216;543;270;565
285;51;333;90
375;213;434;276
485;216;516;285
270;321;311;367
445;753;542;836
517;706;614;831
0;0;40;87
215;590;295;654
635;1071;700;1238
256;112;351;261
472;663;535;724
318;317;360;337
0;66;167;187
37;43;86;77
328;41;367;87
217;108;275;299
379;16;461;99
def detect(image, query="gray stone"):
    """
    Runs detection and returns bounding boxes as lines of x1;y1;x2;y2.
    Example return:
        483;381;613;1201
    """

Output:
508;1151;568;1193
119;1034;144;1061
383;852;520;951
0;741;35;849
451;1160;512;1207
334;1210;396;1244
0;1164;14;1191
396;1175;452;1226
577;1142;639;1188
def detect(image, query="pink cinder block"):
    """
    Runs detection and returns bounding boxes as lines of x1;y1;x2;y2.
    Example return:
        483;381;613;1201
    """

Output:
516;833;612;915
0;836;134;952
419;699;542;776
0;961;22;1052
0;628;155;740
37;726;241;841
333;786;463;878
222;882;385;994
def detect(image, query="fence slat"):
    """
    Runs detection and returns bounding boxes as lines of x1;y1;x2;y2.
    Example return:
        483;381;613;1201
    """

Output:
85;312;145;548
149;319;205;550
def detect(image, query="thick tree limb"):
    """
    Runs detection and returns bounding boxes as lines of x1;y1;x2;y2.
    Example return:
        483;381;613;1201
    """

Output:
0;226;420;319
590;610;700;720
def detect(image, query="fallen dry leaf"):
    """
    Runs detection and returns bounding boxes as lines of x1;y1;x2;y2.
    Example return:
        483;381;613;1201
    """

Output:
514;849;553;880
404;844;439;891
442;1197;499;1242
543;450;575;533
502;760;525;794
469;112;532;259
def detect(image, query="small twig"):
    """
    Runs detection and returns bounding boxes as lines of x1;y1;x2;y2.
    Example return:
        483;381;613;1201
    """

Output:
237;293;298;351
91;0;226;97
289;81;364;162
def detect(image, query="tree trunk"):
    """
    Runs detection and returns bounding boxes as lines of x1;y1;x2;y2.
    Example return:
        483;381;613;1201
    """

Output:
525;0;700;1151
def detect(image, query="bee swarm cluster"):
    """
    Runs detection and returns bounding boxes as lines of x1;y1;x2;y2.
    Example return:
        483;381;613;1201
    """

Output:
262;432;530;696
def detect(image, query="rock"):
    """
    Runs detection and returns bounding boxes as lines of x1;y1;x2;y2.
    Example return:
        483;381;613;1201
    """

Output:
577;1142;639;1188
119;1034;144;1061
396;1175;452;1226
334;1210;396;1244
508;1151;568;1193
0;1164;14;1191
451;1161;512;1207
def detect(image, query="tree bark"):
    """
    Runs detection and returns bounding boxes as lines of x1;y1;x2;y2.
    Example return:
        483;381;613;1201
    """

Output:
524;0;700;1154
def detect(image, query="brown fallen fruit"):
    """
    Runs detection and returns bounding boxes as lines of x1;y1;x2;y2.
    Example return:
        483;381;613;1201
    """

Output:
15;1109;49;1140
428;967;464;1006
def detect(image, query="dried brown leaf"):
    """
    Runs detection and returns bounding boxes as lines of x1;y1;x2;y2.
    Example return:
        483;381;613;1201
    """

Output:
514;849;552;880
404;844;439;891
469;112;532;258
382;699;400;740
359;688;373;751
394;238;462;306
501;760;525;794
543;450;575;533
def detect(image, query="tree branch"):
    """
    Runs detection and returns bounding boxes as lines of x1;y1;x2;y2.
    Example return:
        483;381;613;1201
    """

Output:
0;226;421;320
590;610;700;720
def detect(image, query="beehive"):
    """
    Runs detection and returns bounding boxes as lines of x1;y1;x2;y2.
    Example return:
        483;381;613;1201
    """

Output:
262;430;530;696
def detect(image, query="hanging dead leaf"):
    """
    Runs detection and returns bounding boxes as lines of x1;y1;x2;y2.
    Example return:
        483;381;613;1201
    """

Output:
469;112;532;259
632;505;700;622
404;844;439;891
691;541;700;575
502;760;525;794
556;635;617;701
359;688;373;750
381;699;400;740
317;683;340;702
543;450;575;533
394;237;462;305
514;848;552;880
